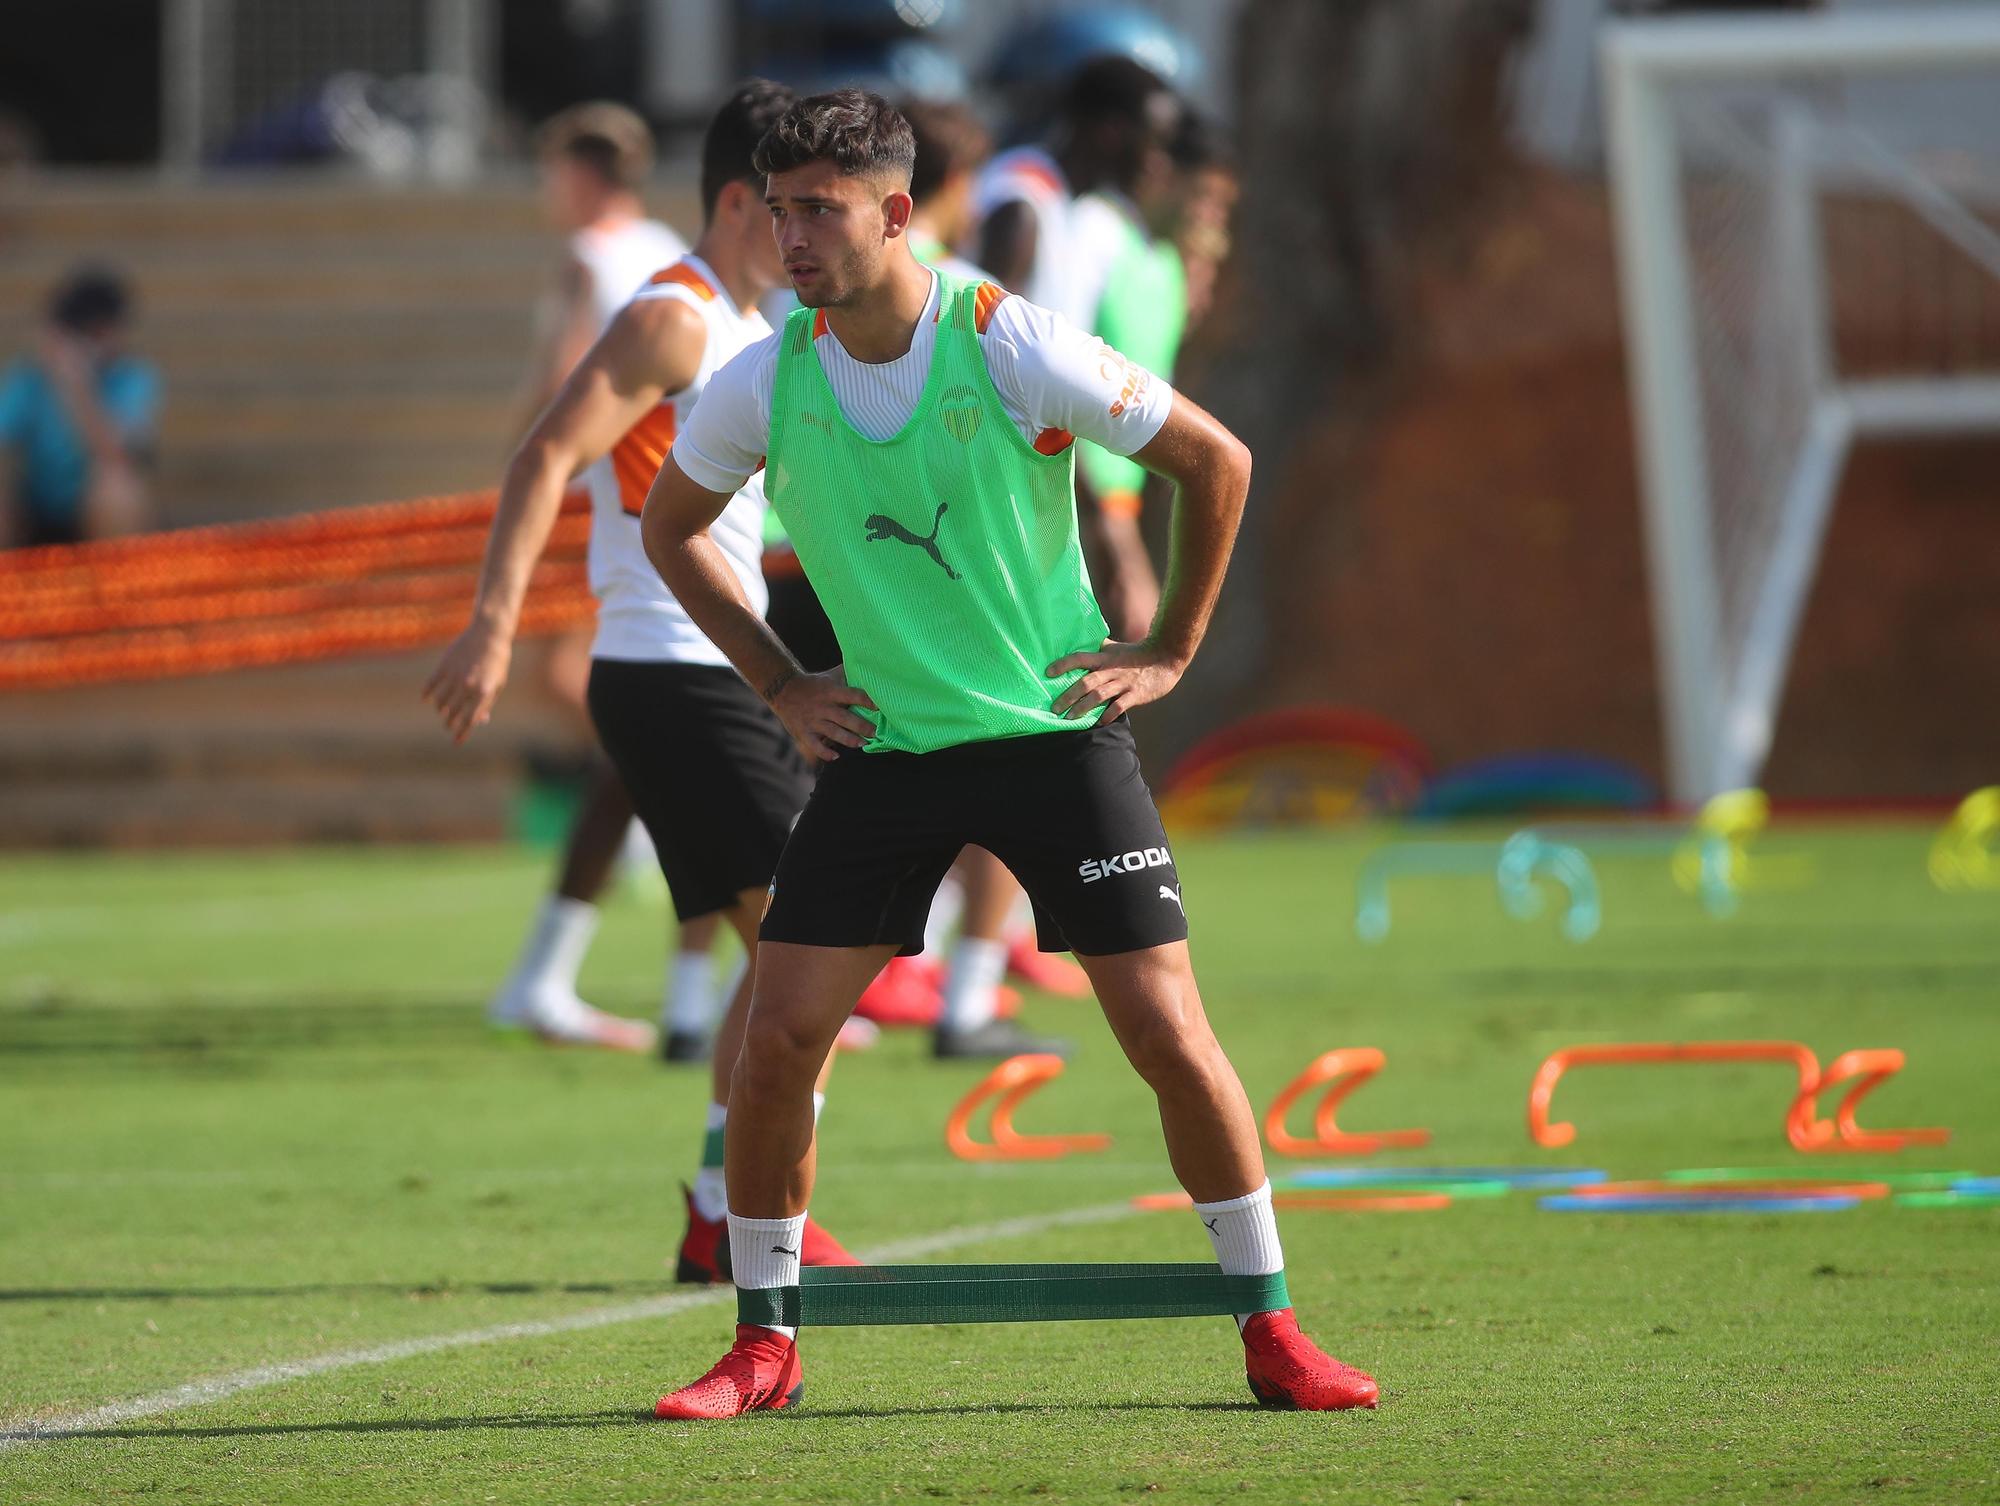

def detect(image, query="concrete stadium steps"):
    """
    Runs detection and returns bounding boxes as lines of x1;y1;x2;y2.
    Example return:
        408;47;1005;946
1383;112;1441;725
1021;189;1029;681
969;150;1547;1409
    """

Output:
3;644;586;848
2;173;696;846
163;439;511;523
103;306;531;372
0;174;697;529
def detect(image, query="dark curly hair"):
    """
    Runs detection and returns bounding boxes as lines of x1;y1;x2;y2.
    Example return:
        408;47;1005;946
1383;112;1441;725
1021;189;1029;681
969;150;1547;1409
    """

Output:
752;89;915;187
702;78;797;217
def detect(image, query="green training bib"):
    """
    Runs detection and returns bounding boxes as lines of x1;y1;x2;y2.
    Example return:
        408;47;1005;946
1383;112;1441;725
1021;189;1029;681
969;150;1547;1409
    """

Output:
765;274;1109;754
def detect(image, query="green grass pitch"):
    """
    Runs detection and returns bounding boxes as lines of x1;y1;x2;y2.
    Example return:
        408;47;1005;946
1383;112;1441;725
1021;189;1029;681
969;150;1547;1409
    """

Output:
2;824;1997;1503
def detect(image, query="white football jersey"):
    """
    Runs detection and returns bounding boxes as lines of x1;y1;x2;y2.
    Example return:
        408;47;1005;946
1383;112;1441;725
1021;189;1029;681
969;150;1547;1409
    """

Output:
969;146;1080;324
569;216;689;331
584;255;770;665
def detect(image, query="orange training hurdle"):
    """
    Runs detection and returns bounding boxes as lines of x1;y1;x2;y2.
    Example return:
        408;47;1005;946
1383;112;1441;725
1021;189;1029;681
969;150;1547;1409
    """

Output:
1788;1049;1951;1154
1528;1042;1951;1152
1527;1041;1826;1149
944;1053;1112;1163
1263;1048;1431;1158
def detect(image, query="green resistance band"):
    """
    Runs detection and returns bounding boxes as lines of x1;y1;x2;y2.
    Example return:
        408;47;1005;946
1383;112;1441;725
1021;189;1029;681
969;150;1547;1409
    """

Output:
738;1263;1290;1330
1667;1167;1974;1190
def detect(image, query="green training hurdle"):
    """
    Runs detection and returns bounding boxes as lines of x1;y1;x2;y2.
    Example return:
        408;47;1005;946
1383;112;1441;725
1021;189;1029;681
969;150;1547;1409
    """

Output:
1509;821;1736;917
1355;837;1599;943
739;1263;1289;1328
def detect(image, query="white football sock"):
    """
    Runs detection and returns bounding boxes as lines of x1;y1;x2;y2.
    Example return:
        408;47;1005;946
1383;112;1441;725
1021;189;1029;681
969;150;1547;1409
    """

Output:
939;937;1008;1031
921;874;966;960
812;1091;826;1124
664;949;718;1036
717;952;748;1015
691;1102;729;1221
728;1211;806;1340
507;895;598;997
618;816;657;876
1193;1180;1285;1330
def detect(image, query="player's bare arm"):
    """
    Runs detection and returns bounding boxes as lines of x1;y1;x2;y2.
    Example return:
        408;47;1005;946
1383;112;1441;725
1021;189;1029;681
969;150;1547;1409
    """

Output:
512;255;600;437
422;297;707;743
641;457;876;762
1048;390;1250;721
1076;471;1162;643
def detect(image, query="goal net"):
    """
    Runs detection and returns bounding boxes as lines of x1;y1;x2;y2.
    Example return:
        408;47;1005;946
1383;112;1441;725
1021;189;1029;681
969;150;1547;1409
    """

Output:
1603;7;2000;801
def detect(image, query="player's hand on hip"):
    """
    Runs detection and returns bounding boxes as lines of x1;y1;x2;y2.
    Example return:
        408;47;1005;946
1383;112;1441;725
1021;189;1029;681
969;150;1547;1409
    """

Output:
421;622;512;744
769;666;877;761
1045;640;1185;722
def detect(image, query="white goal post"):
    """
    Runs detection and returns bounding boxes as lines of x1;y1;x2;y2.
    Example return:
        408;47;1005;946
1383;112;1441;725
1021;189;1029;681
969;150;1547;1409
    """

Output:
1603;7;2000;802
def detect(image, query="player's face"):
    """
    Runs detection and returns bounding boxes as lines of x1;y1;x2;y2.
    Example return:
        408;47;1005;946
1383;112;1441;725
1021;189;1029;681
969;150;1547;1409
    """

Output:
766;161;906;308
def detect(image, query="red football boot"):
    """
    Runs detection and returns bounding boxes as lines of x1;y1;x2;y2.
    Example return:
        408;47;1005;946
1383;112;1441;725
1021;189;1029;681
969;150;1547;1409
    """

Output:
655;1325;803;1419
673;1185;730;1285
801;1215;861;1267
1241;1309;1380;1411
1005;935;1092;998
852;956;943;1027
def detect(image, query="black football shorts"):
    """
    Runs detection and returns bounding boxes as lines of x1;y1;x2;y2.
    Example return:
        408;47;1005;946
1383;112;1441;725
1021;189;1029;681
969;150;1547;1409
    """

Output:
760;720;1187;957
587;658;811;922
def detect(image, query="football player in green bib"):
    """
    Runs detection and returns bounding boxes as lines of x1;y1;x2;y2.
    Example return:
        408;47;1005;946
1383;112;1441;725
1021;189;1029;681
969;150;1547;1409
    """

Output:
641;91;1378;1419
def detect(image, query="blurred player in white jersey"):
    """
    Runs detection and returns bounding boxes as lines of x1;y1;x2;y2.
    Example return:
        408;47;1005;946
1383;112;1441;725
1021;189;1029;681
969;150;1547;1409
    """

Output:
520;103;687;424
483;104;744;1058
425;81;858;1277
973;58;1182;645
971;56;1180;332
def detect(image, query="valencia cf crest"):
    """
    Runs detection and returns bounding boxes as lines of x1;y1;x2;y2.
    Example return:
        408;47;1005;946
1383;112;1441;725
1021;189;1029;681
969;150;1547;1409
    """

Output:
939;384;983;444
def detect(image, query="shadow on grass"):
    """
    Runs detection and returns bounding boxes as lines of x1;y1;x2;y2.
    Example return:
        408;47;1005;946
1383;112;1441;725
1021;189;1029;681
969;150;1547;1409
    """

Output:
773;1400;1260;1420
17;1399;1260;1444
0;1280;678;1303
11;1410;651;1443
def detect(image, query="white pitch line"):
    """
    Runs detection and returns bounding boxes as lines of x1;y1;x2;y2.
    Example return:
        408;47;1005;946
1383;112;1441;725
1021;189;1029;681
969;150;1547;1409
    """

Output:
0;1199;1138;1448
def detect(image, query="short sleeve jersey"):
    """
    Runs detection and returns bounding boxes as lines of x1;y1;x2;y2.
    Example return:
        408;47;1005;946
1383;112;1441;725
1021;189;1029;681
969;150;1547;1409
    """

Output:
969;146;1079;323
569;216;689;330
673;271;1172;491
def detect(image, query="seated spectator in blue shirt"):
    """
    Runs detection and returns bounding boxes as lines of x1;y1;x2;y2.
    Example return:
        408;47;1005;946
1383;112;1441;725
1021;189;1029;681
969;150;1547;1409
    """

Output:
0;267;161;548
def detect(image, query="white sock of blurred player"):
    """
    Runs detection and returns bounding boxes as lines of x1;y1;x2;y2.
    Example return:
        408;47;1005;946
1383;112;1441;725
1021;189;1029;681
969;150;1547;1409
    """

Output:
664;950;746;1042
487;896;652;1051
938;936;1007;1032
920;872;965;963
488;895;597;1017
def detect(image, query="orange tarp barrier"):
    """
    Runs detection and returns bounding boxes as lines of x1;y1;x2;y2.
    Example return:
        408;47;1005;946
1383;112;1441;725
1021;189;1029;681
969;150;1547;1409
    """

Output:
0;489;593;691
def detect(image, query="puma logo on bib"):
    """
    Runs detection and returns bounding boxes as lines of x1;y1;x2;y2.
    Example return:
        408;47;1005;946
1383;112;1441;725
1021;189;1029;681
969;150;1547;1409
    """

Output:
864;501;960;581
